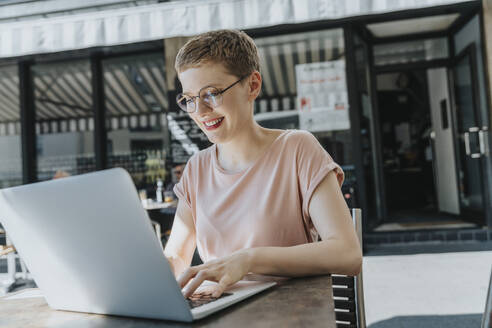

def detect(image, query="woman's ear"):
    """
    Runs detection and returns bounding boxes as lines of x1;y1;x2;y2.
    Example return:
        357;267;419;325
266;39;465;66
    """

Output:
247;71;262;101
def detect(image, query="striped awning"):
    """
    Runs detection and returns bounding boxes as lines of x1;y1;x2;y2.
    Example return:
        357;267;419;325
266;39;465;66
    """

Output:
32;53;167;121
0;52;169;135
254;28;345;115
0;65;20;123
0;0;470;135
0;28;344;133
0;0;469;59
256;29;344;97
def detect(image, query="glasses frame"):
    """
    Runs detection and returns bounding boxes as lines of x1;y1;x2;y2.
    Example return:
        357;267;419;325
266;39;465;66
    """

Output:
176;75;248;113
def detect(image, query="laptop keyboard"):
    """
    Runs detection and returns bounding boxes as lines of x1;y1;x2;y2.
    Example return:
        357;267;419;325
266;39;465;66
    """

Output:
187;292;233;309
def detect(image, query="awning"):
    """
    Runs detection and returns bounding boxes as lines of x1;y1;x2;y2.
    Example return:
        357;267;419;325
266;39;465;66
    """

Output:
0;0;469;59
0;53;169;135
0;28;346;134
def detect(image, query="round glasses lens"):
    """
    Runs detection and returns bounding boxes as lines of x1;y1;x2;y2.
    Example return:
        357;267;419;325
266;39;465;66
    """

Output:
176;94;194;112
200;88;221;108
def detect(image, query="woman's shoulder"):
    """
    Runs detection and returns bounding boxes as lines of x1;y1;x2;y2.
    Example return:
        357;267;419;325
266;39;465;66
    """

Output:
279;129;318;146
286;128;315;138
261;129;320;160
265;128;313;141
277;129;330;161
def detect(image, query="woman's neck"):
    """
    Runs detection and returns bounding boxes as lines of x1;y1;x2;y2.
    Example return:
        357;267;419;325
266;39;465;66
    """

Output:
216;123;278;172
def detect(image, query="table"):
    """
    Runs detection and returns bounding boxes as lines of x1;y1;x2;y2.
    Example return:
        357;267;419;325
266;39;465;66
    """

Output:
0;275;336;328
142;200;178;241
142;200;177;211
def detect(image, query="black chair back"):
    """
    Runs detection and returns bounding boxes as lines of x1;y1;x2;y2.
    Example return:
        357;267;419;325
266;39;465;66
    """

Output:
333;208;366;328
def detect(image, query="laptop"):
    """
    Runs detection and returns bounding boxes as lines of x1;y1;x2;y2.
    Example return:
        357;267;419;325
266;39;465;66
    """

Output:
483;269;492;328
0;168;276;322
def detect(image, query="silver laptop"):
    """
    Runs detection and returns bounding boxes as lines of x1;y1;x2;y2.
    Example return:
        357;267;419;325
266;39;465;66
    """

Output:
483;270;492;328
0;168;276;322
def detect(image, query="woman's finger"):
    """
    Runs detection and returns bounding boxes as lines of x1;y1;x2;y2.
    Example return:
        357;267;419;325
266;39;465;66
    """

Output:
194;285;216;295
182;270;212;298
177;266;199;288
212;274;233;298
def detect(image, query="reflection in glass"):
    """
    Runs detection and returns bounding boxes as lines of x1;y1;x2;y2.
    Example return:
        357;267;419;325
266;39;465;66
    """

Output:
374;38;449;66
454;55;483;211
33;60;95;181
254;29;345;117
103;53;171;195
353;32;379;220
254;29;355;205
0;65;22;188
254;29;351;159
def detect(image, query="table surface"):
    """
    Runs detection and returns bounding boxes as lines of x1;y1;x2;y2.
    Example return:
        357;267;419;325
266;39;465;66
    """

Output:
0;275;336;328
143;200;177;211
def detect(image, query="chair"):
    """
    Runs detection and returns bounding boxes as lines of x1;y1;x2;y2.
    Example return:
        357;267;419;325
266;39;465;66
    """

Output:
0;229;34;294
332;208;366;328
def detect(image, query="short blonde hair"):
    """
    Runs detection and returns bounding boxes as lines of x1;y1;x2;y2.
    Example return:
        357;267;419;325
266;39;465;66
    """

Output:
175;29;260;78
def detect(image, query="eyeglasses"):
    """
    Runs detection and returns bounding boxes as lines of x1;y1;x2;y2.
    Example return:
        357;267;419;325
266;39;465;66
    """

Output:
176;75;248;113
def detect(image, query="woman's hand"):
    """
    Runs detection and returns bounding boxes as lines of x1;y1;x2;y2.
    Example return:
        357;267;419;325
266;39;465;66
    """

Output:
177;249;253;298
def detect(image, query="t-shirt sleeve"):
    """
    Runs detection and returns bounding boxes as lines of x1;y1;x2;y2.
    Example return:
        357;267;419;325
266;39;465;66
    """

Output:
295;130;344;241
173;160;193;212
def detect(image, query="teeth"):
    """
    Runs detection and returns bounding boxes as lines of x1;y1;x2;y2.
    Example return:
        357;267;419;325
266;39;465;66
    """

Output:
205;118;222;127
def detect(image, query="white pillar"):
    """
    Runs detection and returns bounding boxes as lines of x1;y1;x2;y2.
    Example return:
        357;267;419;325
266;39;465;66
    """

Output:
164;37;192;92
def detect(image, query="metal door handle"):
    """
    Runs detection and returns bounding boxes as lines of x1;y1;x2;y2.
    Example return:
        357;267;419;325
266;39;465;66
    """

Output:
479;130;485;155
464;132;471;155
464;132;482;158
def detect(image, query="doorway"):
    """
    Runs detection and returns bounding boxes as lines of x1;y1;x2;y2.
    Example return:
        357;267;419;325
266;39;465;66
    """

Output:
373;68;478;231
358;8;492;232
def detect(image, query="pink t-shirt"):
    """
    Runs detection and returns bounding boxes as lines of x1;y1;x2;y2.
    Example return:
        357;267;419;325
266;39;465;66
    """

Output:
173;129;344;262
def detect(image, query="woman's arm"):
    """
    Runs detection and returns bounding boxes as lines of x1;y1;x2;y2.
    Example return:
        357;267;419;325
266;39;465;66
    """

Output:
163;200;196;277
178;171;362;297
249;170;362;276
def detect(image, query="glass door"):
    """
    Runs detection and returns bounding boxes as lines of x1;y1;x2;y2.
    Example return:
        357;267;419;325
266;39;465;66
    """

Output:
450;44;487;222
350;27;386;226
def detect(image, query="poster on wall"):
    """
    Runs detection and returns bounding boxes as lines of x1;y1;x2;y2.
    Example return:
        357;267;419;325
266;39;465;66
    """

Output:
295;60;350;132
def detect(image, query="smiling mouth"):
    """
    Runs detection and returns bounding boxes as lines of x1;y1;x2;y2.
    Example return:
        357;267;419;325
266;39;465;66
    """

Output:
204;117;224;127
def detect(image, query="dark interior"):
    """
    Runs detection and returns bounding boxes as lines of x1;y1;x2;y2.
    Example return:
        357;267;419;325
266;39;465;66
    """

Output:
377;70;438;218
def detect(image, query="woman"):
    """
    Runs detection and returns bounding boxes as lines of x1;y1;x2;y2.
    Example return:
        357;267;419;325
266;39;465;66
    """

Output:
164;29;362;299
